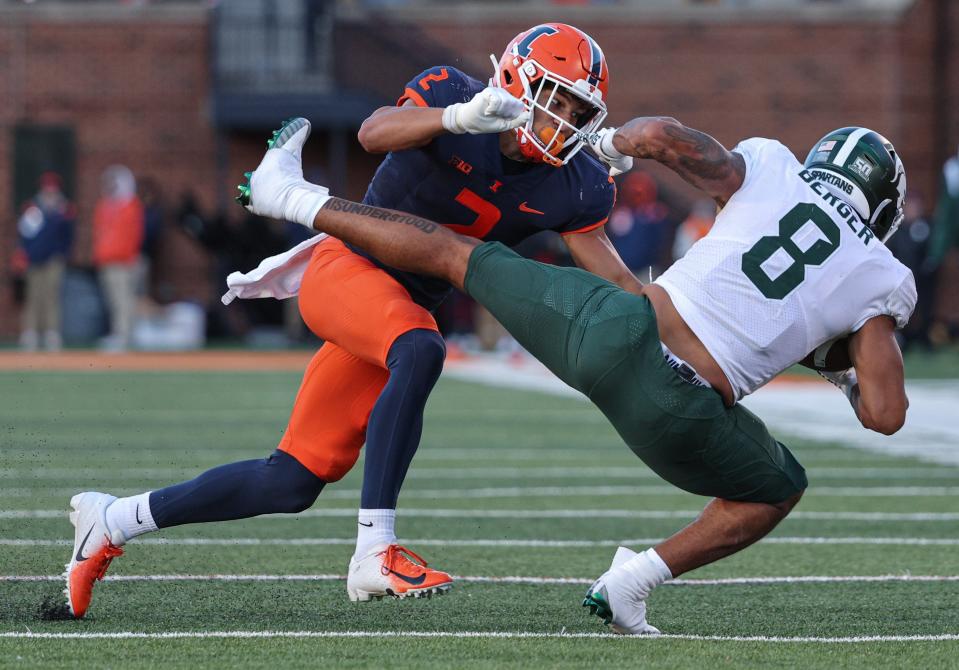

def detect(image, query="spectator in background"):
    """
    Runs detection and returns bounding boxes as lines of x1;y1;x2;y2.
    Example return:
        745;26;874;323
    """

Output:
672;199;715;260
16;172;74;352
176;192;287;340
137;177;165;303
607;171;673;279
926;145;959;270
888;194;932;350
922;146;959;346
93;165;144;352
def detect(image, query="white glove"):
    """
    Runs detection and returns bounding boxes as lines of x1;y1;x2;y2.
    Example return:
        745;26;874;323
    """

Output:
241;117;331;229
587;127;634;176
442;87;529;135
819;368;859;403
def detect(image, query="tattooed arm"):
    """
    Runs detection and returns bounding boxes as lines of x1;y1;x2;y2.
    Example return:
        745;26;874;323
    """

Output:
612;117;745;206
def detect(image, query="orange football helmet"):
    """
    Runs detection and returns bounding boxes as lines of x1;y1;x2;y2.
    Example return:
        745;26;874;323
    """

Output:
491;23;609;166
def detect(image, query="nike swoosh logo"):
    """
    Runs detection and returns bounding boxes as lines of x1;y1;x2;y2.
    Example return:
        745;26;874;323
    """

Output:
519;202;545;215
75;526;94;563
135;504;142;525
358;521;373;527
387;569;427;586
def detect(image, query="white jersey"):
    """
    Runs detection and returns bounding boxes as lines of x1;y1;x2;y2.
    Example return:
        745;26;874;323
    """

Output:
655;138;916;401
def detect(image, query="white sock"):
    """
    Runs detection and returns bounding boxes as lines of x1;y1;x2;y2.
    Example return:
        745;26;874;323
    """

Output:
104;492;158;544
354;508;396;560
621;548;673;596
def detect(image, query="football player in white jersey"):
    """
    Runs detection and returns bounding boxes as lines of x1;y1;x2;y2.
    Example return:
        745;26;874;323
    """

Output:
581;119;913;632
210;116;912;634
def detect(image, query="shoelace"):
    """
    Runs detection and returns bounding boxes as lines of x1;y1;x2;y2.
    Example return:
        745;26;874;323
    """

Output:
94;541;124;581
380;544;428;576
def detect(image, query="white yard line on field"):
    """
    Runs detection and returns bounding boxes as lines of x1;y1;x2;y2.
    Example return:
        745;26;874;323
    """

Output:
3;465;956;481
2;630;959;643
1;630;958;643
4;536;959;548
4;574;959;587
7;485;959;499
5;508;959;521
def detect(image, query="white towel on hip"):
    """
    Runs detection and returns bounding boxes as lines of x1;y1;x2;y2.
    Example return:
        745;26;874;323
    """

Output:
221;233;328;305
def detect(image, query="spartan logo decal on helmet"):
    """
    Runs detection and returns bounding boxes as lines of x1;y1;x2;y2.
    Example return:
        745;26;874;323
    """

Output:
490;23;609;167
803;127;907;242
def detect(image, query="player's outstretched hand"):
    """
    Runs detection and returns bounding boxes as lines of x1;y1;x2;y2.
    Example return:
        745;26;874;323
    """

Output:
442;87;530;135
586;127;634;176
236;117;331;229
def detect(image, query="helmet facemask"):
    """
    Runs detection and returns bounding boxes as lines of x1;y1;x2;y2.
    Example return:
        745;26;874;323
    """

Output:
490;54;607;167
872;151;906;242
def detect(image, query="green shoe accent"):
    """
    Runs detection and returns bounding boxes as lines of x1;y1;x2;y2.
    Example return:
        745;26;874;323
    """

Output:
267;127;281;149
267;117;305;149
238;118;308;207
234;171;252;207
583;591;613;625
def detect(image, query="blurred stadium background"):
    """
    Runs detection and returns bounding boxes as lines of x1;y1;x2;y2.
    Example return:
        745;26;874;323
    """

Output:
1;0;958;352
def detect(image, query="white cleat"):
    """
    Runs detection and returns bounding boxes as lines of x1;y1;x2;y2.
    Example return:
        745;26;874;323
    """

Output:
64;492;126;619
583;545;662;635
347;543;453;602
235;117;330;226
610;545;637;569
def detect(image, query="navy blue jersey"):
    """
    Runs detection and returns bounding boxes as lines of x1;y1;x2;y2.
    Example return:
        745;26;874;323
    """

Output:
356;65;615;310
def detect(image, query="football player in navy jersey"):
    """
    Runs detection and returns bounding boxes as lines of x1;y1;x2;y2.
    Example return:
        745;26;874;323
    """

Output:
64;23;644;618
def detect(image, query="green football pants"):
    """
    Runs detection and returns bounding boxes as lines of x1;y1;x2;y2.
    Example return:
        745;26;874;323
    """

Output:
464;242;807;504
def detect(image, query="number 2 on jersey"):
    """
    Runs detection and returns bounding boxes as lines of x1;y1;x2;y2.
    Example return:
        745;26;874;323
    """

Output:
741;203;841;300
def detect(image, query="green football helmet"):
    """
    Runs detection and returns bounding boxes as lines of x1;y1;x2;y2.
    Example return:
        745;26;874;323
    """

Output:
803;127;906;242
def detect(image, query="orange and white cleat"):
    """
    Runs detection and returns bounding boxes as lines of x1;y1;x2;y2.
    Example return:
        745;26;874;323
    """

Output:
64;492;125;618
347;544;453;602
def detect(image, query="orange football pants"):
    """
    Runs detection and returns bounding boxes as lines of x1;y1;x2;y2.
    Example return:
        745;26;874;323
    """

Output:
277;238;440;482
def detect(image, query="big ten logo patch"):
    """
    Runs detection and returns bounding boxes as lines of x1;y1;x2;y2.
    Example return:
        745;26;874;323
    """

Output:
449;155;473;175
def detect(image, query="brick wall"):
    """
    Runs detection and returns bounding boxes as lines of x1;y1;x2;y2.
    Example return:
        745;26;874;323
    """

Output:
0;7;217;337
1;1;957;338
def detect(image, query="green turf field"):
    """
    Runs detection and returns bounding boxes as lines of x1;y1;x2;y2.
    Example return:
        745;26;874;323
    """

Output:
2;370;958;668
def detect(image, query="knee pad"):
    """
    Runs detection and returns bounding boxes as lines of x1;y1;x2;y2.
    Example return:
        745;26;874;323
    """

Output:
388;328;446;380
262;450;325;513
